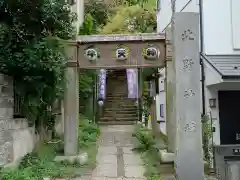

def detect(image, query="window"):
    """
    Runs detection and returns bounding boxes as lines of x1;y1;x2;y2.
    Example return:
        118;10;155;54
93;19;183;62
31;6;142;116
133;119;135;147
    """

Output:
160;104;164;118
13;79;25;118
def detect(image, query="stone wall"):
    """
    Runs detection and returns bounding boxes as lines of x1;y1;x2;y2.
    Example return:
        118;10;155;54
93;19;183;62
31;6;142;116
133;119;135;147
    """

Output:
0;74;35;167
55;100;64;136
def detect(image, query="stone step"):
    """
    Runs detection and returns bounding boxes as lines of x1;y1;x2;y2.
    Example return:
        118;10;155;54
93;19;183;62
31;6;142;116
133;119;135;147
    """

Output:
159;163;175;175
98;121;135;125
107;80;127;83
105;99;135;102
108;79;127;82
107;81;127;84
106;97;136;101
104;110;138;114
105;97;135;100
99;117;137;121
107;89;127;92
106;92;128;96
105;101;136;104
106;96;136;100
105;101;135;104
108;73;126;76
107;76;125;79
107;81;126;84
106;96;129;99
104;107;137;111
106;93;128;96
108;75;126;78
105;105;137;108
106;92;128;95
105;100;135;106
103;113;138;118
104;104;137;108
107;85;127;88
104;106;137;110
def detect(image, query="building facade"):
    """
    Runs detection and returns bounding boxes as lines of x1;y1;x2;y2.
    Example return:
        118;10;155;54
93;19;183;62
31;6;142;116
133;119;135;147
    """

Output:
156;0;240;146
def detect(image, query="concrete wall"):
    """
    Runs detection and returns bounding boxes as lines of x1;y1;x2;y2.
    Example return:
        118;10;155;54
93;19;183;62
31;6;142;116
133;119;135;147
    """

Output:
55;100;65;136
158;0;240;54
0;75;35;167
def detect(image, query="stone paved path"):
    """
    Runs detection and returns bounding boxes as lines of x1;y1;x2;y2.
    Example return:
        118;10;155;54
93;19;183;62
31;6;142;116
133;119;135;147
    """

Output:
75;125;217;180
77;125;146;180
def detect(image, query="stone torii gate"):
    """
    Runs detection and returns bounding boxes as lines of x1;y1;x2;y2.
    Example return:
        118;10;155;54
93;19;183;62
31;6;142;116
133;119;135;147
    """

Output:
63;12;205;180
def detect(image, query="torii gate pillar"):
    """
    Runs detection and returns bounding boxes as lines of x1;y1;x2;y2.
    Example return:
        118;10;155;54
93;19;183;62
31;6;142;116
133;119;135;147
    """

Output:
64;42;79;156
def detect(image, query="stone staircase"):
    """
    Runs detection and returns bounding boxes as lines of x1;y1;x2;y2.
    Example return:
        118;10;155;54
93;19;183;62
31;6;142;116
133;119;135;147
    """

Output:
99;69;138;125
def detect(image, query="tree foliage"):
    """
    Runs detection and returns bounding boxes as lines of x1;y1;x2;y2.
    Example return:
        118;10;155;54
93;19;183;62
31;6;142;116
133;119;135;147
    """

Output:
0;0;76;130
84;0;109;30
101;5;156;34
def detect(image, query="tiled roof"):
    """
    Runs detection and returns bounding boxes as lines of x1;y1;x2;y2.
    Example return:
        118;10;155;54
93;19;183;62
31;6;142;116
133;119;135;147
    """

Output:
202;54;240;77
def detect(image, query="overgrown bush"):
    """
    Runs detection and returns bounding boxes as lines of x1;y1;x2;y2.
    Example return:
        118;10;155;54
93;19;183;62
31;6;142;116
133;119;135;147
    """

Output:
132;125;165;180
0;0;76;133
78;115;100;147
202;114;213;170
1;144;76;180
101;5;156;34
84;0;109;29
132;126;155;151
0;115;100;180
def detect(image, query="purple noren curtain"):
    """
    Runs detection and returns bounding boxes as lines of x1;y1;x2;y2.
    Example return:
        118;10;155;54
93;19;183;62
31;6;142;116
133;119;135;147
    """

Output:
126;68;138;99
98;69;107;100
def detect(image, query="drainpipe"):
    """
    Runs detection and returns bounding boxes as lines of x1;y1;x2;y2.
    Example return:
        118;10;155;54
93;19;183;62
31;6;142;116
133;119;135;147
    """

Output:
199;0;206;116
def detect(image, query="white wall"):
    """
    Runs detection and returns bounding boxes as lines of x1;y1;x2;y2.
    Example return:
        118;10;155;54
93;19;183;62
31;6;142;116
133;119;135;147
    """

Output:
203;61;223;86
230;0;240;50
159;0;240;54
203;0;240;54
156;68;167;134
158;0;199;32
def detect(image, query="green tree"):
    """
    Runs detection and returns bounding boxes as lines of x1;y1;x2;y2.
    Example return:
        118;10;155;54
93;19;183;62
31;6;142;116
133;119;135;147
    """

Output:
84;0;109;30
101;5;156;34
0;0;76;136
